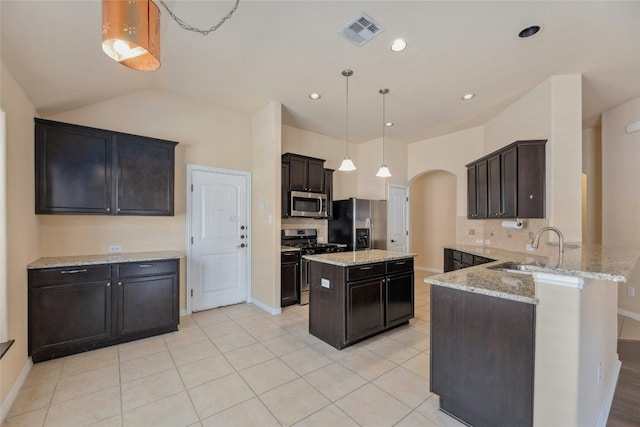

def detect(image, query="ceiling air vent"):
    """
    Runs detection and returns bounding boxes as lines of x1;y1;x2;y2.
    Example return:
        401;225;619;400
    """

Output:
339;13;385;46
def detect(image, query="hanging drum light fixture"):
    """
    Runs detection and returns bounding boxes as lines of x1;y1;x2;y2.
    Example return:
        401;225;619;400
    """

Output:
102;0;161;71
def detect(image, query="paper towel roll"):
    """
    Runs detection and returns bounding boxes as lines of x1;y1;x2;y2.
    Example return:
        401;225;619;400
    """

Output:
501;219;523;229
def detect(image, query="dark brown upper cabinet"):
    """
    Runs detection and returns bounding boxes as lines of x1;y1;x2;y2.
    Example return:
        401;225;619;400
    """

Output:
467;140;546;219
35;118;178;216
282;153;325;193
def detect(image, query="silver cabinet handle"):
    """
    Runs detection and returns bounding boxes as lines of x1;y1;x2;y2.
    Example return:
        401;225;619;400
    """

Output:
395;261;406;265
359;266;373;270
107;282;111;287
60;269;87;274
118;281;122;286
138;264;155;268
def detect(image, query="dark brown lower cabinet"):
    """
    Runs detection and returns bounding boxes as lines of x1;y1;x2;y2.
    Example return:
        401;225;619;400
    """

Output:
309;257;414;349
430;285;535;427
281;251;300;306
29;259;179;362
347;278;385;342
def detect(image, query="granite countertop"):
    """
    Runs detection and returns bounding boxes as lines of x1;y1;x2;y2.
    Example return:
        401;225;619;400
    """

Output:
28;251;184;269
303;249;416;267
426;243;640;305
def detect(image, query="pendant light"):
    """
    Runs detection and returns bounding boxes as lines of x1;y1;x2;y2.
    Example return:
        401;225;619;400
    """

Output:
338;70;357;171
376;89;392;178
102;0;161;71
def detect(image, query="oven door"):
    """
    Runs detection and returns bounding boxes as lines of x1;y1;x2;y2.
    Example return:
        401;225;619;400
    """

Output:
290;191;327;218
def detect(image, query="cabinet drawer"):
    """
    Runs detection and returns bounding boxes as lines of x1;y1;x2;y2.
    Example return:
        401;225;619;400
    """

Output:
461;252;474;265
281;251;300;264
117;260;178;278
30;265;112;287
386;258;414;275
347;263;385;282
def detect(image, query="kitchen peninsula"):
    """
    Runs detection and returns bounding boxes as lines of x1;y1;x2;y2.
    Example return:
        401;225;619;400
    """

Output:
426;243;640;427
303;250;416;349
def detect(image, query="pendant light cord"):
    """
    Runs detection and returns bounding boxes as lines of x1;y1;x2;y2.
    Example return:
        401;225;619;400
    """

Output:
158;0;240;36
381;89;387;164
346;73;350;157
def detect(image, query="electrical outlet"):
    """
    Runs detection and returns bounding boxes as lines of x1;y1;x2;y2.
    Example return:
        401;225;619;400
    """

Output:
628;287;636;297
321;278;330;289
108;245;122;253
526;244;534;251
475;239;484;245
484;239;491;245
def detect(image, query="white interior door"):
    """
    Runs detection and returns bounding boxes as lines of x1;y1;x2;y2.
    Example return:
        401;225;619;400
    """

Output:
388;184;409;252
189;166;249;312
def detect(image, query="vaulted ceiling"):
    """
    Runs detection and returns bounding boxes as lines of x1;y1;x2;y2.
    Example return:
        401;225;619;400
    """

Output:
2;1;639;143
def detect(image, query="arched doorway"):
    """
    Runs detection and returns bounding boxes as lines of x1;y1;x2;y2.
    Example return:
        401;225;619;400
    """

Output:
410;170;457;274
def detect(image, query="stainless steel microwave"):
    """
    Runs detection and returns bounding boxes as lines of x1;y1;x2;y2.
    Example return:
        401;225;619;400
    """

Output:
290;191;327;218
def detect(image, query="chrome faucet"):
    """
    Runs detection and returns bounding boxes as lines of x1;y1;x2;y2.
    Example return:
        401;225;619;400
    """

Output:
531;227;564;267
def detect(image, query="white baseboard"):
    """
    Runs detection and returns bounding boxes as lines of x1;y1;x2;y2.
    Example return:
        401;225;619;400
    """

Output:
0;357;33;424
250;298;281;315
596;357;621;427
618;308;640;322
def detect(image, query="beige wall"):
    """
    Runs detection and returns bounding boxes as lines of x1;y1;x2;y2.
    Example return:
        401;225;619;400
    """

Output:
250;102;282;312
410;171;456;272
0;64;41;406
602;96;640;248
602;96;640;315
582;126;602;244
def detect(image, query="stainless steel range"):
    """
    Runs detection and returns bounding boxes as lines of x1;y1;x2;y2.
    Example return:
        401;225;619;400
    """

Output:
281;229;343;305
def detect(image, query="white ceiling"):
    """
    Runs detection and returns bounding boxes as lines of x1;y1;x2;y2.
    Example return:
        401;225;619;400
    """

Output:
2;1;639;144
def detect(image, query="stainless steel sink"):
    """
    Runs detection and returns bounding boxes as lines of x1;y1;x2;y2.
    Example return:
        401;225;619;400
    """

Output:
486;262;534;274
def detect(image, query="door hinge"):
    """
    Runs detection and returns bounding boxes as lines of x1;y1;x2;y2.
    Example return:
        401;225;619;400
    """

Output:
191;184;194;192
190;289;193;297
191;236;194;244
406;197;409;202
406;231;409;235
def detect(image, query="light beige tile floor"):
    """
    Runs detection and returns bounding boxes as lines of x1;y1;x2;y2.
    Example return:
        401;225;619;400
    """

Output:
3;272;467;427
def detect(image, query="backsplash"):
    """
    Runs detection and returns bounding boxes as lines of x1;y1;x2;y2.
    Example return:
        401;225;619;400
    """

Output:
457;216;550;252
281;218;328;243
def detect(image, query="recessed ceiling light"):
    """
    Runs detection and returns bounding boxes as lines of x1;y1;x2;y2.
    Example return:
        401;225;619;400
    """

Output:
385;122;394;127
309;93;321;100
461;93;475;100
390;39;407;52
518;25;541;38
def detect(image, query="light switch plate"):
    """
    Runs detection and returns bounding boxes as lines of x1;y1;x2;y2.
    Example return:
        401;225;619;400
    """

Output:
108;245;122;253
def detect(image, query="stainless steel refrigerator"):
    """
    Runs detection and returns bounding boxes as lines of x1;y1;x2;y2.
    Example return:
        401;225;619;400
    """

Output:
328;198;387;251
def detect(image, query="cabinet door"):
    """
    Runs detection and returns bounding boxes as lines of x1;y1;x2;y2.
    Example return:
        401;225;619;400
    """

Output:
347;278;385;342
501;147;518;218
307;159;325;192
476;161;488;218
29;281;112;359
281;261;299;306
115;135;176;216
282;163;290;218
117;274;179;336
517;143;546;218
467;166;478;219
288;156;308;191
386;272;414;327
487;154;502;218
35;119;113;214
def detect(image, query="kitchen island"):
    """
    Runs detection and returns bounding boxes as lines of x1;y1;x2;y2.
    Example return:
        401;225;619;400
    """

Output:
303;250;416;349
426;244;640;427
